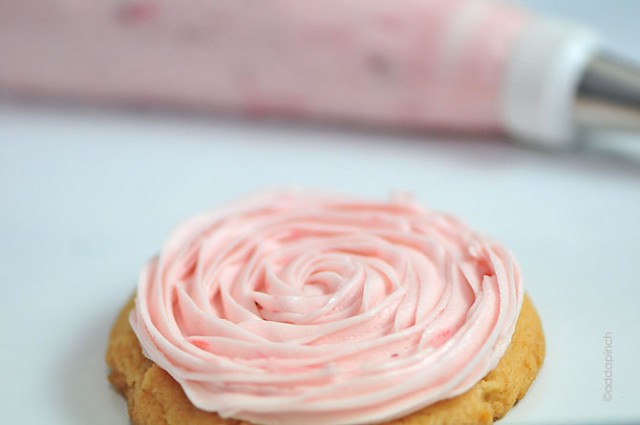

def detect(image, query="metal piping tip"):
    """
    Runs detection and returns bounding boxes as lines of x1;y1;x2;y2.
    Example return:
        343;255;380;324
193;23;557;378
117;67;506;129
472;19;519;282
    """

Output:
574;52;640;132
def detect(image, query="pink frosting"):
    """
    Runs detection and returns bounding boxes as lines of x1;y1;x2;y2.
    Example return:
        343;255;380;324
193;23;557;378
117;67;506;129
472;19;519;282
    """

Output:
130;190;523;425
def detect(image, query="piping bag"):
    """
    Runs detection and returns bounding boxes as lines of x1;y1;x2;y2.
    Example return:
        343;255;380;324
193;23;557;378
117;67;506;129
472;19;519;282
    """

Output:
0;0;638;148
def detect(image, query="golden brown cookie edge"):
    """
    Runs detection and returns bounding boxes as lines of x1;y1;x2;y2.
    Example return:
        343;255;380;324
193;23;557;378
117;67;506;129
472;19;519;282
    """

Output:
106;295;545;425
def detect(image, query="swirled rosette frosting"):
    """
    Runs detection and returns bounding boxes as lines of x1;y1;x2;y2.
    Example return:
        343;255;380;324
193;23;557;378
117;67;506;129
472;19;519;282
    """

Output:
130;190;523;425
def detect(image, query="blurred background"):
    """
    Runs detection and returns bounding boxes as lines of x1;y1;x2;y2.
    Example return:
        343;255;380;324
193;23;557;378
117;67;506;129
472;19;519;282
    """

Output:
0;1;639;424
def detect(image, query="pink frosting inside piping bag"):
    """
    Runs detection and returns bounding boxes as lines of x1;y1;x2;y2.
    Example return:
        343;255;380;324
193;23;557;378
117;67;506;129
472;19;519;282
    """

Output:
0;0;529;132
130;190;523;425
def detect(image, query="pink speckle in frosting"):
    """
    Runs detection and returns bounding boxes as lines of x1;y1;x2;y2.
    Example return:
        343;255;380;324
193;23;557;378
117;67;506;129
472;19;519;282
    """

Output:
117;1;156;25
431;328;454;348
190;338;210;351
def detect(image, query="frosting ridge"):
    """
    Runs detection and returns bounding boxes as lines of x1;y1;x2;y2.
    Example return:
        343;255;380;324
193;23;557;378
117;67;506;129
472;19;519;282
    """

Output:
130;190;523;425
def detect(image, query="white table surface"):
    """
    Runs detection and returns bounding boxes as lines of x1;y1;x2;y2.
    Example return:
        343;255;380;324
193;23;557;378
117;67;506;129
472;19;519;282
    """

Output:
1;1;639;424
